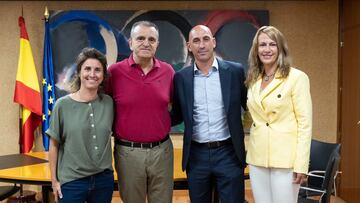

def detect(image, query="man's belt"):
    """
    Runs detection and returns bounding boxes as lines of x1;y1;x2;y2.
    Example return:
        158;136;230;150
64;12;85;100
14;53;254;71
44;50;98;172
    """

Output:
191;138;232;149
115;135;169;149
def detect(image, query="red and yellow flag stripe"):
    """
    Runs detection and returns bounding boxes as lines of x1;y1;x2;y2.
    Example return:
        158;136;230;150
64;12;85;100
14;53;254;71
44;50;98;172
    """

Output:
13;16;42;153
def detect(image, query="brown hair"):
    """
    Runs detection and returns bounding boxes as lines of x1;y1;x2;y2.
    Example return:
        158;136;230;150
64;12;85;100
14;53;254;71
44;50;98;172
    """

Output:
245;26;291;87
70;47;108;93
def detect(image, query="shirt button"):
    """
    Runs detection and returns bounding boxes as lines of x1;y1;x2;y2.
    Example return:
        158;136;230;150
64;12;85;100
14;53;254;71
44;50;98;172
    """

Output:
90;113;93;117
94;146;98;150
266;123;269;126
93;135;96;139
88;103;92;106
91;124;94;128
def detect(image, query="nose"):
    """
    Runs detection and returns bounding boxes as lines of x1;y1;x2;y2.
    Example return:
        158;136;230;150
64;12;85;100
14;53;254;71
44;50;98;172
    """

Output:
142;39;150;46
263;45;272;52
89;69;96;77
199;40;206;48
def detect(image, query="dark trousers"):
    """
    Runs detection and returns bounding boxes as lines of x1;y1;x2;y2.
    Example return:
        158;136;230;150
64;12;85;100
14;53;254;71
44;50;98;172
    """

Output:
187;142;245;203
60;169;114;203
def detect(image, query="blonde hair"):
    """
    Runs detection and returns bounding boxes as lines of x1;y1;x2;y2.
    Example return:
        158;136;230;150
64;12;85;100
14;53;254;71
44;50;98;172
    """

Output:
245;26;291;87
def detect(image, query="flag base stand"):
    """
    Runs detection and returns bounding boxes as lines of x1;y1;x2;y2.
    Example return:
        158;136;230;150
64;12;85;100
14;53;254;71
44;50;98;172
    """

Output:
7;190;37;203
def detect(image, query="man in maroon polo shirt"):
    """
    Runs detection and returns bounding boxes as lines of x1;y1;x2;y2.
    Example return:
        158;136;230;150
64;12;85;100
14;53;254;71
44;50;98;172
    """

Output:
106;21;175;203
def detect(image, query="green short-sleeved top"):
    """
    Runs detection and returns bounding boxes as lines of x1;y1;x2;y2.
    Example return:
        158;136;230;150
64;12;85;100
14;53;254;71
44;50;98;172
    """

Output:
46;94;114;185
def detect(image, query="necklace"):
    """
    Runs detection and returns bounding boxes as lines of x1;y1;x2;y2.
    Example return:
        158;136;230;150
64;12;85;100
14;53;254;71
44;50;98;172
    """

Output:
263;72;275;81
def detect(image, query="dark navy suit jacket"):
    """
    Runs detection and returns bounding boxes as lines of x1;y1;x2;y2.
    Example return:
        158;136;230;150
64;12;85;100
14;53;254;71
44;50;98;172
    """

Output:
171;59;248;171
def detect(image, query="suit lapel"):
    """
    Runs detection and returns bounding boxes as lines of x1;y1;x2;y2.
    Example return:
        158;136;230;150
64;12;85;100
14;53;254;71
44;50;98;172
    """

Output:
259;72;284;103
183;67;194;120
250;72;284;110
252;78;263;110
218;60;231;113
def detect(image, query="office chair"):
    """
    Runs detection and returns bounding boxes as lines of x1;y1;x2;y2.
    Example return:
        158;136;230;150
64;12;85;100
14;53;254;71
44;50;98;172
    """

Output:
300;139;341;198
298;149;341;203
0;184;20;201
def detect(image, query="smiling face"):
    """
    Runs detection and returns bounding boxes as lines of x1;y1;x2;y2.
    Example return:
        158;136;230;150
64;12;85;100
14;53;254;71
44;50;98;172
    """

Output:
257;32;279;69
129;25;159;61
79;58;104;91
187;25;216;64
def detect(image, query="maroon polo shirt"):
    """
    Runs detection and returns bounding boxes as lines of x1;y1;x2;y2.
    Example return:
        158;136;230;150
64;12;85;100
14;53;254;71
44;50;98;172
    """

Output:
106;55;174;142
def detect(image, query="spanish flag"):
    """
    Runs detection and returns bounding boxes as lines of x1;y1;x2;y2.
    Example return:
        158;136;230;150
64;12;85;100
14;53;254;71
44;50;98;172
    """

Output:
13;16;42;153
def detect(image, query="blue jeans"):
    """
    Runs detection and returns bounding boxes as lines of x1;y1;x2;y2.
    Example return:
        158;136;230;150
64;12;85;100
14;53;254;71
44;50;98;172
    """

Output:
60;169;114;203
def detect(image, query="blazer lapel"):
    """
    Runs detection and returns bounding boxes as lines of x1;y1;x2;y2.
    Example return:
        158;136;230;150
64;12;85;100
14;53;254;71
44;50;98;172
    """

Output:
218;60;231;113
252;78;264;110
183;67;194;120
260;72;284;102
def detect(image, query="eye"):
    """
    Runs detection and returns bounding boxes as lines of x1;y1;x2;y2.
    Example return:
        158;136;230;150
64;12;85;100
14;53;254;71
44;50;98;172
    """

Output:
84;66;91;71
148;37;157;44
270;42;277;47
259;42;266;47
136;36;145;42
192;38;200;43
203;36;211;42
94;67;102;73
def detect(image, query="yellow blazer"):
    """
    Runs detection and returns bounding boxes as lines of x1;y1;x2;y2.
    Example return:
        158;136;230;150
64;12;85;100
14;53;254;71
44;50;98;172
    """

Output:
246;67;312;173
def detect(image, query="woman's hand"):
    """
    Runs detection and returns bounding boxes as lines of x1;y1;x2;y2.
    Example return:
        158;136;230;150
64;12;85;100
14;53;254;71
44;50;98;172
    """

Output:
293;172;307;184
49;139;62;202
52;180;63;202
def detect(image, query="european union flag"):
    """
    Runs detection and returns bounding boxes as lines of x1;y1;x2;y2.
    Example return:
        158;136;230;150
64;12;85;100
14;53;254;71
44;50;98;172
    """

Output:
42;19;56;151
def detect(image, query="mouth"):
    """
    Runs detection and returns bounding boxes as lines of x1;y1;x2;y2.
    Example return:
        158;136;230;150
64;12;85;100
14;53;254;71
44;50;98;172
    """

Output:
198;51;208;55
85;78;98;83
262;55;273;59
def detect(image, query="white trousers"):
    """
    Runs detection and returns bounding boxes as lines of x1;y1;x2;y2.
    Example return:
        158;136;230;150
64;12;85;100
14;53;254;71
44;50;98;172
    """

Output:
249;165;300;203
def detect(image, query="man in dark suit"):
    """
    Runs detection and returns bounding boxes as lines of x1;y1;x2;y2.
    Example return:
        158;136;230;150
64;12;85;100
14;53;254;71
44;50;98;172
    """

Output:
171;25;247;203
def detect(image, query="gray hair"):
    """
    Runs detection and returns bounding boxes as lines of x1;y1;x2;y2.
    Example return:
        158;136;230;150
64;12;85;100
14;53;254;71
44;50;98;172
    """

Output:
130;21;159;38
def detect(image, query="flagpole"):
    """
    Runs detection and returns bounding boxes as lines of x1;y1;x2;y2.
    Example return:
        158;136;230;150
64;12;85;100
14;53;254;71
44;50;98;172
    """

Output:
19;5;23;154
42;5;54;152
19;5;24;198
18;107;22;154
44;6;49;22
13;9;42;202
19;6;25;200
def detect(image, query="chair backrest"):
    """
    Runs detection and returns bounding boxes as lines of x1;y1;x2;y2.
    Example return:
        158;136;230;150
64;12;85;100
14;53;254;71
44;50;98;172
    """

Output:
320;150;340;203
308;139;341;188
0;185;20;201
309;139;340;171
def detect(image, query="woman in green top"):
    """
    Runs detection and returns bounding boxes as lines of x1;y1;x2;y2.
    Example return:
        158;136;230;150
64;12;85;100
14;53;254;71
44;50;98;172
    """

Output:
47;48;114;203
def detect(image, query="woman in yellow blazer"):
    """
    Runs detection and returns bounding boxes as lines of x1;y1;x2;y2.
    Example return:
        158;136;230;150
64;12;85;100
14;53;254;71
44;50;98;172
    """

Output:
245;26;312;203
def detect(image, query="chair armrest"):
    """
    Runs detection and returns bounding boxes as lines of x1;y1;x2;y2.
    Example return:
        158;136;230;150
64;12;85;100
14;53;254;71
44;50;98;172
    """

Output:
309;170;342;178
309;170;325;175
334;171;342;178
300;186;326;194
307;173;325;179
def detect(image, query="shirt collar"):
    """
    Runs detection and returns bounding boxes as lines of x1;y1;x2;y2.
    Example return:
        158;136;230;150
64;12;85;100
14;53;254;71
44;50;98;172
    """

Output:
193;57;219;74
128;53;160;69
